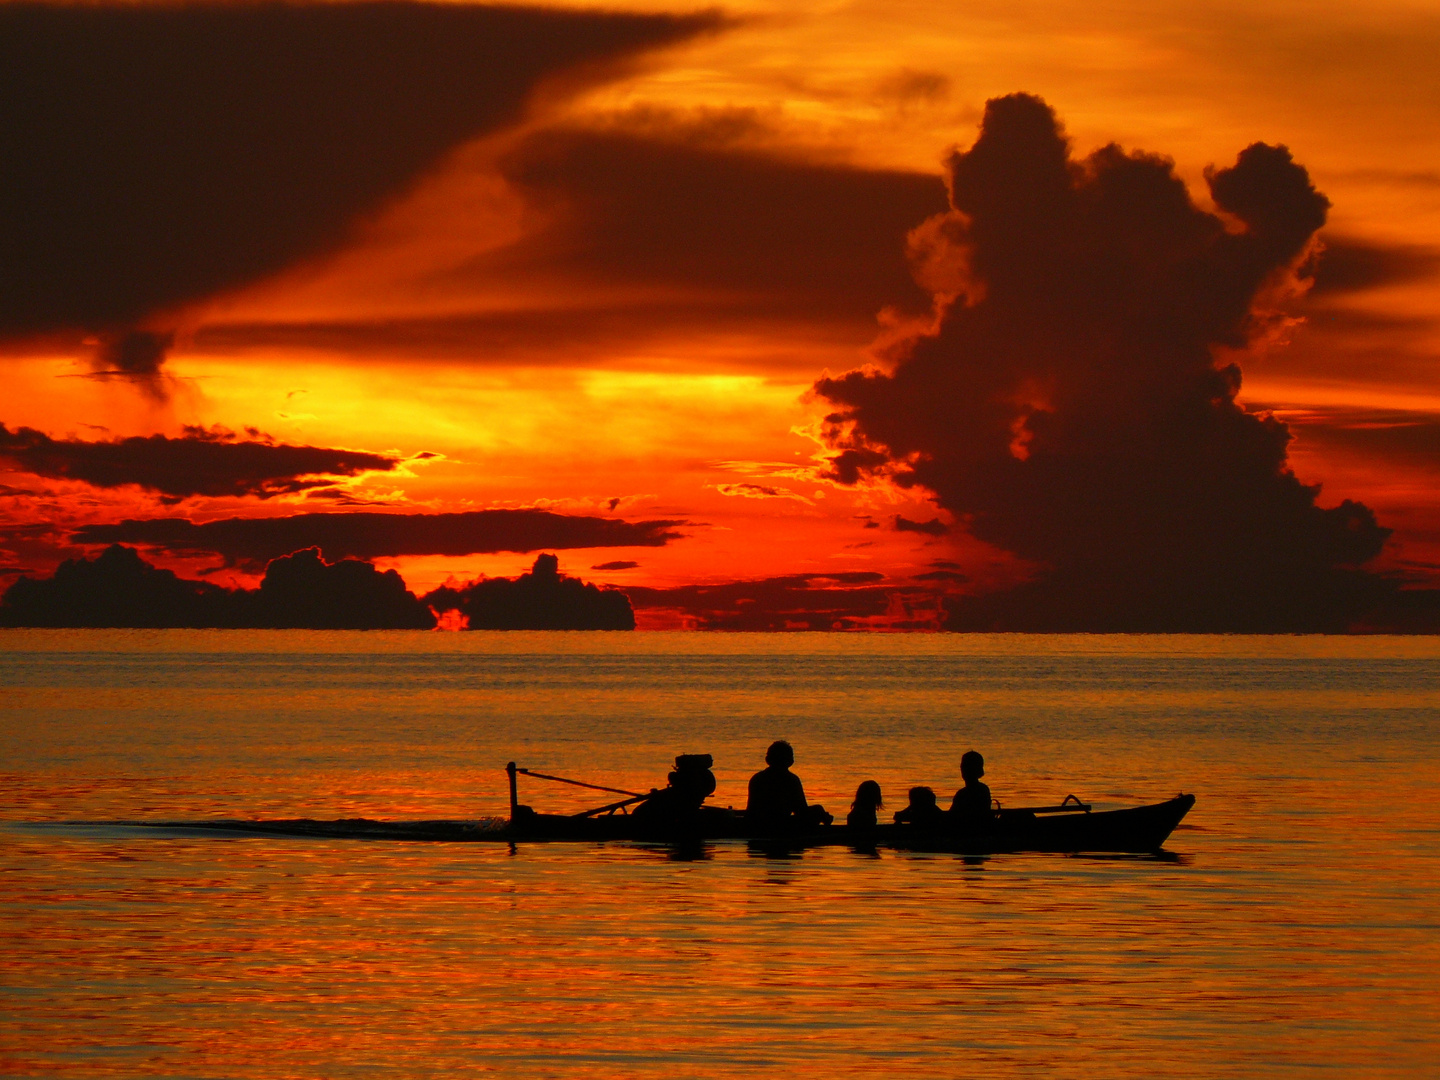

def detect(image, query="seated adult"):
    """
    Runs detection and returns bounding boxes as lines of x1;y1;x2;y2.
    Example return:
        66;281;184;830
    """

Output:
746;740;832;832
949;750;993;831
893;785;946;828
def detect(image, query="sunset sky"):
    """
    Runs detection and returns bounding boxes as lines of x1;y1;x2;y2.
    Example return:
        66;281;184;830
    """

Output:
3;0;1438;629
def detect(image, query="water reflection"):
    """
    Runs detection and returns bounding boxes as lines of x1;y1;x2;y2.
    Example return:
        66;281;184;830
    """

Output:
1;631;1438;1077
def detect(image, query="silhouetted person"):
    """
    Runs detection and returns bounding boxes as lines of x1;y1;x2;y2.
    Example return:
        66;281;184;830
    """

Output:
894;785;946;828
949;750;993;831
847;780;883;829
746;740;832;832
632;754;717;831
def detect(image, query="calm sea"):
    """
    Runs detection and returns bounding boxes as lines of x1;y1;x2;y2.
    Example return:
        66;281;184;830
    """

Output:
2;630;1438;1078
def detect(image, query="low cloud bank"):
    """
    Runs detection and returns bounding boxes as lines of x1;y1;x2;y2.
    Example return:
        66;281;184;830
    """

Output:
0;544;432;629
625;572;947;631
0;545;638;629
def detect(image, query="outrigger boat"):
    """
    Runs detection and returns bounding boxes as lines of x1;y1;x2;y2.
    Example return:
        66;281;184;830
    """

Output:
137;758;1195;855
501;761;1195;855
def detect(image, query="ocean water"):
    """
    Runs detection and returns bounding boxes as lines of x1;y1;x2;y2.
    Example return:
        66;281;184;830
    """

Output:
1;630;1437;1078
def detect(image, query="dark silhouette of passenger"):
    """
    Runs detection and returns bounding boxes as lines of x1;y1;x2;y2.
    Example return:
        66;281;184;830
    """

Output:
949;750;993;831
846;780;883;828
893;785;946;828
746;740;832;832
632;754;717;830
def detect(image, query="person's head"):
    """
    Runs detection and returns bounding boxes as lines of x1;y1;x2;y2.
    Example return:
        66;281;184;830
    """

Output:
907;785;937;808
765;740;795;768
961;750;985;783
851;780;882;811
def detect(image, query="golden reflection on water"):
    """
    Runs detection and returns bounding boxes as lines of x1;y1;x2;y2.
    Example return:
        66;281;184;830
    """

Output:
2;631;1438;1077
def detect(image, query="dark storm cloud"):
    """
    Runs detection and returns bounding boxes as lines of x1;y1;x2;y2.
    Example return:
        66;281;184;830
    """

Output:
624;572;947;630
200;123;949;362
0;423;398;501
0;544;435;628
486;125;945;315
816;93;1395;632
71;509;686;568
0;1;718;339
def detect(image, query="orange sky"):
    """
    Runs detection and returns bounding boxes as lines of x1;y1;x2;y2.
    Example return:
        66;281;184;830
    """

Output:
3;0;1438;624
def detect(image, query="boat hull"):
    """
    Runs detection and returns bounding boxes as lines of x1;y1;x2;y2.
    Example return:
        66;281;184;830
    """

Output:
507;794;1196;854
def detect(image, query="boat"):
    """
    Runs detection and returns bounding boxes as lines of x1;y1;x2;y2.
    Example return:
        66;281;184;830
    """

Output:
500;762;1196;854
134;760;1195;855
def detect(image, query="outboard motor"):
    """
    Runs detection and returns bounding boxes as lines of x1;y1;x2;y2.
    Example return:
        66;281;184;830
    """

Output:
668;754;717;809
632;753;716;827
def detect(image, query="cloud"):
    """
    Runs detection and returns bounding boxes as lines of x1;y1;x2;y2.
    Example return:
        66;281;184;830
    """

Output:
251;547;434;629
625;572;947;630
592;560;640;570
0;1;718;340
1275;405;1440;469
84;330;174;400
1308;236;1440;296
0;543;434;628
816;93;1394;631
71;509;686;568
425;553;633;629
894;515;948;536
713;482;812;502
199;122;952;367
0;422;398;501
484;124;944;317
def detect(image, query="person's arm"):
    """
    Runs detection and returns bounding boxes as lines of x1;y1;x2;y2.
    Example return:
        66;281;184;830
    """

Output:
788;773;808;814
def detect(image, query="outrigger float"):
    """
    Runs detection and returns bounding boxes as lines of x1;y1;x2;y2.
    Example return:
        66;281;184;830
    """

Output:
145;758;1196;855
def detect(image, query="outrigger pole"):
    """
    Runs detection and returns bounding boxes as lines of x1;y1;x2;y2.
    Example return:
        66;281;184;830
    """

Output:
506;762;644;819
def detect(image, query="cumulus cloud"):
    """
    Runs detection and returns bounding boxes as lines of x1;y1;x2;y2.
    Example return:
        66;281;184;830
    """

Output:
71;509;685;569
0;1;717;349
0;423;398;502
816;93;1395;631
425;553;633;629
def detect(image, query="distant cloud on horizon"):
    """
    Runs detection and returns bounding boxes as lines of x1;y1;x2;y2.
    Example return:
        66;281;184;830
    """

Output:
71;509;687;569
